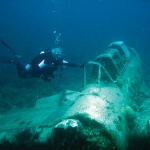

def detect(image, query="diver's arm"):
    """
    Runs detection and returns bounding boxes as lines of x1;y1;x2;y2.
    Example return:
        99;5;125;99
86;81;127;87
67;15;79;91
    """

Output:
62;60;84;68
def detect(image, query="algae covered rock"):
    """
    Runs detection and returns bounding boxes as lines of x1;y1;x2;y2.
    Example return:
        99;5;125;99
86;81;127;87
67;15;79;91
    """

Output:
122;106;137;130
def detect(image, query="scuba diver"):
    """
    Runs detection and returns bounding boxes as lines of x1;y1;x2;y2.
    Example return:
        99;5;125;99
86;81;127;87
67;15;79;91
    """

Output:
0;39;84;80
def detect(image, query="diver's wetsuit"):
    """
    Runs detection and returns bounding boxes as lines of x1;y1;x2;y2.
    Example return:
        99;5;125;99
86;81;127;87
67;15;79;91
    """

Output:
17;51;82;80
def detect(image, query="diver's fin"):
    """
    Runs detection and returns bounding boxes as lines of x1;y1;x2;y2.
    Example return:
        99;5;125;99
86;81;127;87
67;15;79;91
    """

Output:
0;38;17;56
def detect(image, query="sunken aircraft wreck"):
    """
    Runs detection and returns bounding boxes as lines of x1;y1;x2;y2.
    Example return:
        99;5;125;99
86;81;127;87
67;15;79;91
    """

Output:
0;41;150;150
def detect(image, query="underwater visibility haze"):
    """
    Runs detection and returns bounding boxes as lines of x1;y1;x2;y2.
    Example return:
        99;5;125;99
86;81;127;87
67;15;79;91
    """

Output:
0;0;150;149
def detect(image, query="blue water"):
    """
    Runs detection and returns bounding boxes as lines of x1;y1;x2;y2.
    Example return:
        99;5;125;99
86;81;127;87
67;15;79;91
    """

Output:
0;0;150;83
0;1;150;148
